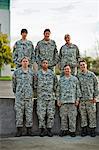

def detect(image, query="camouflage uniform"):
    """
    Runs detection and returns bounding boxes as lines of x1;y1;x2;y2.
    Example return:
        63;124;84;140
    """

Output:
13;39;35;68
77;71;98;128
36;69;58;128
35;39;59;70
56;75;81;132
59;44;80;75
12;67;34;127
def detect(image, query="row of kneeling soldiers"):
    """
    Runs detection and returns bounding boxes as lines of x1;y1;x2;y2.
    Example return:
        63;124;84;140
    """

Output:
12;57;98;137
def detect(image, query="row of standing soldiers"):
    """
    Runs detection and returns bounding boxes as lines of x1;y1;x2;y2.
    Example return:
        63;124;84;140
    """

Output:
12;28;98;137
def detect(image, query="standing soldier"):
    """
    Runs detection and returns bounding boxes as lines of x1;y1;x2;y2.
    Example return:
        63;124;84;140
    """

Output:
59;34;80;75
36;59;58;137
12;57;34;137
13;29;35;68
35;29;59;70
57;65;81;137
77;60;98;137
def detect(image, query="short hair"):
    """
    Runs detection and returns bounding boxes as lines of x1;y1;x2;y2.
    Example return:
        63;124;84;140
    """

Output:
41;59;48;63
63;64;71;69
64;34;70;39
21;29;28;34
79;59;87;65
44;29;51;34
20;56;30;62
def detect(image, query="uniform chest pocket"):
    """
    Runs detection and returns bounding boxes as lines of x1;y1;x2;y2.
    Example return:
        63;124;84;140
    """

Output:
72;82;76;89
39;48;46;55
88;78;93;85
62;49;68;56
49;44;55;51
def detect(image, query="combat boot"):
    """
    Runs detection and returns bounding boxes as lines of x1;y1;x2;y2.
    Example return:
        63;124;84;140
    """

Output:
90;128;96;137
27;127;33;136
47;128;53;137
81;127;87;137
59;130;67;137
40;128;46;137
70;132;76;137
16;127;22;137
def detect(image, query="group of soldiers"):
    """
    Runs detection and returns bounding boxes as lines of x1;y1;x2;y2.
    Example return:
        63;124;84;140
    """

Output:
12;28;98;138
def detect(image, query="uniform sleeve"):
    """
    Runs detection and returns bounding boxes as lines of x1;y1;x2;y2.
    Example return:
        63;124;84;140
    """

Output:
13;42;18;65
56;79;61;101
53;42;59;66
93;74;98;99
35;42;40;64
75;45;80;62
12;72;17;93
53;75;58;93
33;72;38;89
76;78;82;100
31;43;35;64
58;47;62;66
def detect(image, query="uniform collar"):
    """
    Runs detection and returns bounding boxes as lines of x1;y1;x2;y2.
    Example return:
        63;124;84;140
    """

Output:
42;39;52;44
20;67;29;73
20;39;28;43
65;43;73;48
40;69;51;74
80;70;89;75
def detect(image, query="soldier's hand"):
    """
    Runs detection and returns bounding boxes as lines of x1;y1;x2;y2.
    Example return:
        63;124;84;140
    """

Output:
34;73;38;81
57;100;61;107
75;100;79;107
90;99;96;103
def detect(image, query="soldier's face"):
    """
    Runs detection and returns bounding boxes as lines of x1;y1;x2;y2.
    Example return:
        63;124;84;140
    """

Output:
64;66;71;76
80;62;87;72
65;36;70;44
44;31;51;41
21;32;27;39
21;58;29;67
42;60;48;69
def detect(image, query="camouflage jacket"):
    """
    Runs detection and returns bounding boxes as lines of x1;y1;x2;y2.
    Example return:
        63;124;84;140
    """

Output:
12;67;34;98
35;39;59;67
77;70;98;101
56;75;81;103
59;43;80;70
36;69;58;100
13;39;35;68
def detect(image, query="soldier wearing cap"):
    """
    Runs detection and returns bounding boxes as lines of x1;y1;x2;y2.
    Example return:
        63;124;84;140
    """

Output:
58;34;80;76
13;29;35;68
12;56;34;137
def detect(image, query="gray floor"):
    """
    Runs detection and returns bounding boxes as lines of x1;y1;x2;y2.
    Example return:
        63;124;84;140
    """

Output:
0;136;99;150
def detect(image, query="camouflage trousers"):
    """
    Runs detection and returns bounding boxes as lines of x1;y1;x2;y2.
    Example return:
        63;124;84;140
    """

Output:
37;99;55;128
60;103;77;132
15;97;33;127
79;100;96;128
